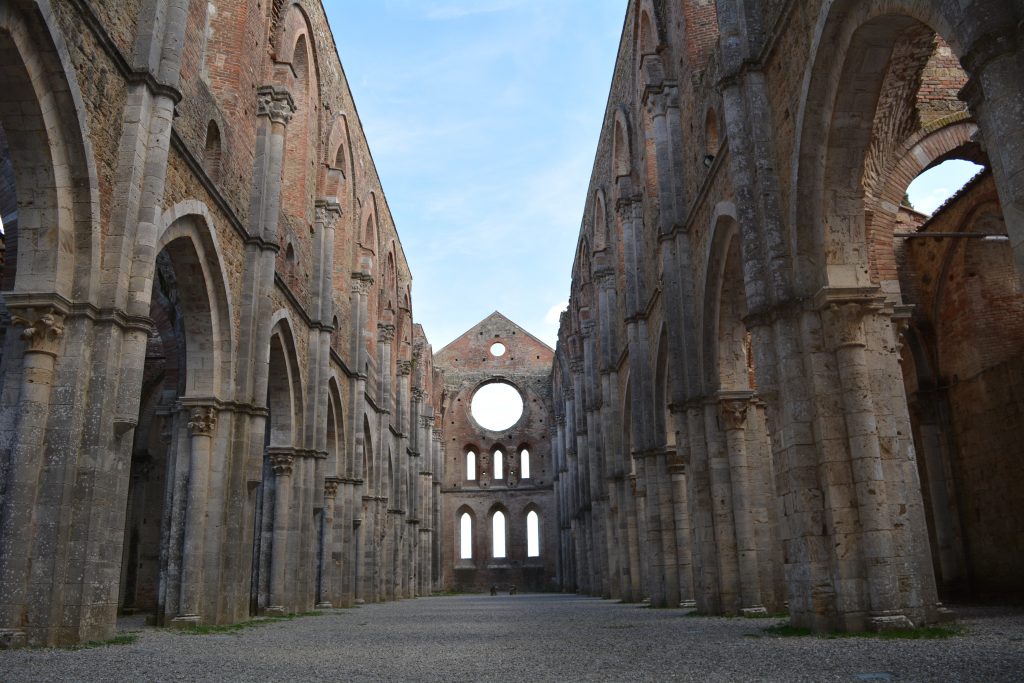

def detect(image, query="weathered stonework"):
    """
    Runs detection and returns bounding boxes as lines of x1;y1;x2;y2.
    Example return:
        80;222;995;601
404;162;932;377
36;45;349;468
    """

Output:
554;0;1024;633
435;313;557;592
0;0;444;647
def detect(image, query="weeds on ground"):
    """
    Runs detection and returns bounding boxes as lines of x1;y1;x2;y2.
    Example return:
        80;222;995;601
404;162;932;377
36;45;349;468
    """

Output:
177;611;322;636
763;623;962;639
67;634;138;650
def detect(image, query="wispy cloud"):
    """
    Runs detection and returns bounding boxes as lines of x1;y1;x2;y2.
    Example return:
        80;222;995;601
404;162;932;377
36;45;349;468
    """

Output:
423;0;527;20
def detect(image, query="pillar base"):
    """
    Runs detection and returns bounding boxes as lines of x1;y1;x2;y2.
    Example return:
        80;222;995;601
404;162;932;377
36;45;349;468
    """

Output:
315;602;333;609
868;612;915;631
679;599;697;609
264;606;286;617
0;629;26;649
169;615;202;629
741;606;768;618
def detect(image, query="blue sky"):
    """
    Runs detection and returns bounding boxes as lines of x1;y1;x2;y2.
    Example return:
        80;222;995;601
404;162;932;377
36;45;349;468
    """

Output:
327;1;626;349
324;2;979;350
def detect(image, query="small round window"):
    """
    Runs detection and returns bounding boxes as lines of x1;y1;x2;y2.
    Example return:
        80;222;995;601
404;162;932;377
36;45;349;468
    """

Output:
489;342;506;357
470;381;523;432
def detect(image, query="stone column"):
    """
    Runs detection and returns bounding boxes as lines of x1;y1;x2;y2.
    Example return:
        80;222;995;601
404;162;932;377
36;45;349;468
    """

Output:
824;301;908;630
667;441;696;608
170;404;218;625
267;452;294;615
316;477;341;608
718;396;764;615
0;306;65;646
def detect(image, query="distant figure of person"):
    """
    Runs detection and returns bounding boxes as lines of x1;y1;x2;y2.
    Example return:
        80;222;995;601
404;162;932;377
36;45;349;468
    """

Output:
490;584;497;596
509;585;518;596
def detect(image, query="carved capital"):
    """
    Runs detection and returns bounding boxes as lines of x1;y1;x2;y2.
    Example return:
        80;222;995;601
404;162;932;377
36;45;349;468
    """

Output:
11;306;65;356
324;477;342;498
315;200;343;229
419;414;434;429
580;320;596;337
397;359;413;376
256;86;296;125
270;453;294;477
569;358;584;374
411;387;426;402
825;302;869;349
187;406;217;437
378;323;396;343
351;272;374;295
718;399;749;431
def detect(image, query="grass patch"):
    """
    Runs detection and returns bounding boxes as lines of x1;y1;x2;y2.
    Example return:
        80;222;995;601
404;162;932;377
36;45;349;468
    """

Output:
69;634;138;650
177;611;322;636
764;622;962;639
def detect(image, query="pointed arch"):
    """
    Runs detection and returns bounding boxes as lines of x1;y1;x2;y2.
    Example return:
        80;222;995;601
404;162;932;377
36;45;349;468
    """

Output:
0;0;100;301
156;201;237;400
266;313;304;447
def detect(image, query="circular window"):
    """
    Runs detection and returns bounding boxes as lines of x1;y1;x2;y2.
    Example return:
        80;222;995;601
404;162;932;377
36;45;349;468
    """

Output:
470;381;523;432
489;342;506;357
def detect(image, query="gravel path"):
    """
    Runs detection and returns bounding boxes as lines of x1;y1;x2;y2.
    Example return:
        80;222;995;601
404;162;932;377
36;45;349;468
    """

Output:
2;595;1022;682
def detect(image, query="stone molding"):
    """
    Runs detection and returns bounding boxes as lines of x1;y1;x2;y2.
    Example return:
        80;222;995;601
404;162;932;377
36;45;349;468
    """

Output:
378;323;396;343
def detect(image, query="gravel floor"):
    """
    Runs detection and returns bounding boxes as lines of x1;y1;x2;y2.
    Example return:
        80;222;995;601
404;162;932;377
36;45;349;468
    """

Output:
2;595;1022;682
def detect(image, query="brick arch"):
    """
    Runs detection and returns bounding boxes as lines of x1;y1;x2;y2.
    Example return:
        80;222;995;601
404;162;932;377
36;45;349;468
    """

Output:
0;0;100;302
790;0;965;297
320;114;354;207
866;120;978;287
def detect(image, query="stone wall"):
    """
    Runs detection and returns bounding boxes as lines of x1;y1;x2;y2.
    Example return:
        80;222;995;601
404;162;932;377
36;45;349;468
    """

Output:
0;0;443;648
553;0;1024;633
435;312;557;592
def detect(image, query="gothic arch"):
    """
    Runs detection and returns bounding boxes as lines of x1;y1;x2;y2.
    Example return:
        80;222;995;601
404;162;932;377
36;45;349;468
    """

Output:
157;201;236;400
790;0;965;296
266;314;304;448
0;0;100;301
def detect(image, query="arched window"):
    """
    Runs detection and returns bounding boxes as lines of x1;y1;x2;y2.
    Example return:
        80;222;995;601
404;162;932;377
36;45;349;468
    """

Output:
527;510;540;557
460;512;472;559
466;450;476;480
520;448;530;479
203;120;222;182
494;449;503;480
492;510;506;558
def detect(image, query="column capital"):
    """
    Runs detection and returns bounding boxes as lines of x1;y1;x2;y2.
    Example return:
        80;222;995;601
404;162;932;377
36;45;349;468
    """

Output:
270;452;294;477
10;305;65;356
718;398;750;431
315;200;343;228
350;272;374;295
397;359;413;376
411;387;426;402
324;477;342;498
186;406;218;437
378;323;396;343
256;85;296;125
419;414;434;428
